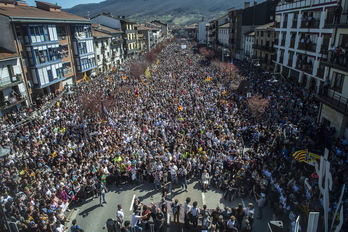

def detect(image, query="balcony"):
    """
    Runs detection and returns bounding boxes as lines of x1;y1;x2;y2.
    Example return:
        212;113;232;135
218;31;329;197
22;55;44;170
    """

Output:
63;67;73;77
296;62;313;74
0;92;27;110
316;68;324;78
281;39;285;46
0;74;23;90
282;21;287;28
300;19;320;28
111;39;123;47
315;90;348;115
290;41;295;48
125;29;136;34
292;20;298;28
126;39;136;44
288;59;293;67
325;10;348;27
321;57;348;72
297;42;317;52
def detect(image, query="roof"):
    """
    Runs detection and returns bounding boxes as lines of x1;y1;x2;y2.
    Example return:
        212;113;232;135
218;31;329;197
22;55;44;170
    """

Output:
35;1;61;9
0;1;89;22
0;47;19;61
219;23;230;28
91;23;123;34
92;29;111;38
254;22;276;30
245;31;255;36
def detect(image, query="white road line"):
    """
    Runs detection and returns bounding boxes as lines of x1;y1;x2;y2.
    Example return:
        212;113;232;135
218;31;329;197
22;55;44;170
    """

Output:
130;194;136;211
241;197;246;208
202;192;206;205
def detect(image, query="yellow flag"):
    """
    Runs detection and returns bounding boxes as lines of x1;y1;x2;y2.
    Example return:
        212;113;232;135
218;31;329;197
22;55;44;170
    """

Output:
205;76;211;82
123;76;127;80
156;60;160;65
83;72;89;82
178;105;183;111
145;67;151;78
107;75;111;82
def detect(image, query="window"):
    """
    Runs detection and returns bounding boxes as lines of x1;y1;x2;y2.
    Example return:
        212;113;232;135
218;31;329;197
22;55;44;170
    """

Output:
78;41;87;54
332;72;345;93
7;65;14;77
47;69;53;82
56;67;64;79
29;26;50;43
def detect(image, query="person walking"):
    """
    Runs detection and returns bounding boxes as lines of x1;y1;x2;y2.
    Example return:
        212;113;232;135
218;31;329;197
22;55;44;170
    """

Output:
97;180;108;206
116;204;124;224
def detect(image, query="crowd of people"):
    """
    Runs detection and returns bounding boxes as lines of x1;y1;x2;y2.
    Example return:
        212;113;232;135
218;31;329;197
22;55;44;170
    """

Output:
0;38;347;232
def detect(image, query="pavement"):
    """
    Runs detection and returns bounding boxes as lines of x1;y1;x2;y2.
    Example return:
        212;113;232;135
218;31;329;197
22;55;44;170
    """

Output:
64;176;280;232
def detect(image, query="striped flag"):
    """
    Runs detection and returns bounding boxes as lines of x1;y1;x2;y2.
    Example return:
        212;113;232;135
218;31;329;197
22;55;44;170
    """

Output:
101;101;117;128
292;149;320;164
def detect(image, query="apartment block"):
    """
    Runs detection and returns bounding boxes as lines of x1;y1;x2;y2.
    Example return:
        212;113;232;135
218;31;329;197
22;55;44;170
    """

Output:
275;0;348;137
0;0;96;98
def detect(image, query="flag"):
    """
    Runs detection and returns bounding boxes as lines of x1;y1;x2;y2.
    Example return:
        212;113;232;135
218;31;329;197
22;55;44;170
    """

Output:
178;105;183;111
156;60;160;65
83;72;90;82
107;75;111;82
145;67;151;77
101;101;117;128
205;76;211;82
292;149;321;164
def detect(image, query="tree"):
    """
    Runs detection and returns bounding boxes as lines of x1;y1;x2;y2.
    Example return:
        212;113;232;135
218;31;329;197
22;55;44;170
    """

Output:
199;47;216;60
247;94;270;120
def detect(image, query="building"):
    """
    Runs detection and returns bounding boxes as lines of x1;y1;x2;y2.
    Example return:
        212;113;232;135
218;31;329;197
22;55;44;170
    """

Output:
0;0;96;98
274;0;348;137
0;48;28;117
150;20;169;41
244;31;255;62
198;19;213;44
136;24;160;52
217;22;230;61
91;13;137;59
253;22;277;70
229;0;276;60
92;23;124;74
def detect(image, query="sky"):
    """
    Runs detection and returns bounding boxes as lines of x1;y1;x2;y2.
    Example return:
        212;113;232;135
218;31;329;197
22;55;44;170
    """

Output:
26;0;104;8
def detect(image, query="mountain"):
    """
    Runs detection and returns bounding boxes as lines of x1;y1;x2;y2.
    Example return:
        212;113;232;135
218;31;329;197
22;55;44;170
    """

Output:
65;0;259;25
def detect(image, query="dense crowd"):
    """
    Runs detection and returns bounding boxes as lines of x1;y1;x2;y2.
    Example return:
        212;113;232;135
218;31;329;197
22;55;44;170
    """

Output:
0;39;347;232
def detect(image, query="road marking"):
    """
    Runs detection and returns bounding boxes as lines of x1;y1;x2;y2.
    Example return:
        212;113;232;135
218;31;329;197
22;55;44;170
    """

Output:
202;192;206;205
130;194;135;211
241;197;246;208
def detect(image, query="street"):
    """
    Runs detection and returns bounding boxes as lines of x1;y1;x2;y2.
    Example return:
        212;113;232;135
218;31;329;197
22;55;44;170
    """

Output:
65;177;277;232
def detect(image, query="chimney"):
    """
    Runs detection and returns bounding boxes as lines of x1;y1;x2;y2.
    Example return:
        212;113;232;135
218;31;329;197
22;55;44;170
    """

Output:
245;2;250;8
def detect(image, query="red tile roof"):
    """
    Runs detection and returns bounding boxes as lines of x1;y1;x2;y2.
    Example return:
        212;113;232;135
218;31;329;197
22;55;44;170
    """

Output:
0;2;89;22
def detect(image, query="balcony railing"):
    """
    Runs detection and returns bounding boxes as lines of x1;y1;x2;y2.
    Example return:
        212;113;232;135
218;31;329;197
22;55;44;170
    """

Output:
300;19;320;28
297;42;317;52
288;59;293;67
325;10;348;26
0;92;27;109
296;62;313;74
317;68;324;78
315;89;348;114
321;56;348;72
63;68;73;76
0;74;22;89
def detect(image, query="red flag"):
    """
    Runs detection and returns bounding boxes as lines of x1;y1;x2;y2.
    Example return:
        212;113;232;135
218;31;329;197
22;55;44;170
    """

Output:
188;58;191;66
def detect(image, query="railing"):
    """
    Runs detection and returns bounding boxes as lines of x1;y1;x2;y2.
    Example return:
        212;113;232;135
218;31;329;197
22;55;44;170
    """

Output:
316;89;348;114
296;62;313;74
125;29;136;34
297;42;317;52
317;68;324;78
300;19;320;28
290;41;295;48
63;68;73;76
0;74;22;89
0;92;27;109
321;55;348;71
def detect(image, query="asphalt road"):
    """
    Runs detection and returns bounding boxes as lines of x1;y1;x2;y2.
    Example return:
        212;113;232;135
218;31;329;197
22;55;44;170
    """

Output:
65;177;280;232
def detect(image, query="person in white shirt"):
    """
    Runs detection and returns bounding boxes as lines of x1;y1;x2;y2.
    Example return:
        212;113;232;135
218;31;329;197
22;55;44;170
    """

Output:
130;210;148;232
170;163;178;184
116;204;124;223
